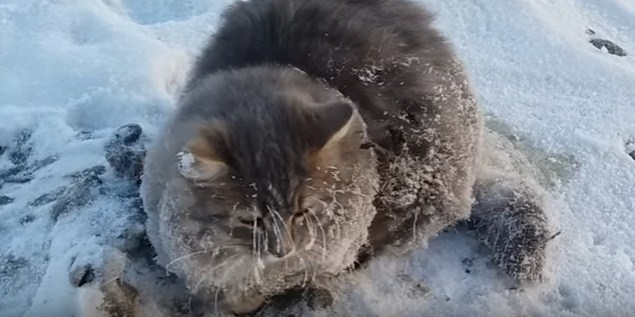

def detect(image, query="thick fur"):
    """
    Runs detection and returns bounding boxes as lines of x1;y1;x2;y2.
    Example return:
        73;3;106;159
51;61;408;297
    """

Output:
188;0;481;254
141;0;551;314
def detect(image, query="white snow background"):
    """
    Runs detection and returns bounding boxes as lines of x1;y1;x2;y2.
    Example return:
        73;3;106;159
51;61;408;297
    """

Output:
1;0;634;316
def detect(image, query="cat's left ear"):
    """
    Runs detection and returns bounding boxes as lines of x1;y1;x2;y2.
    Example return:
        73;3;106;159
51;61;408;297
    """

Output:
177;126;229;182
306;101;358;150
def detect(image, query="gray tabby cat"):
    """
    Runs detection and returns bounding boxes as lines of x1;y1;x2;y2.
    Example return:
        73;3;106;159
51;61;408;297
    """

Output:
141;0;553;314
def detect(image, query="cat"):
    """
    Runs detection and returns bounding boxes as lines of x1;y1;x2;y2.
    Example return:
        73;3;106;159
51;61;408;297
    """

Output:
141;0;553;314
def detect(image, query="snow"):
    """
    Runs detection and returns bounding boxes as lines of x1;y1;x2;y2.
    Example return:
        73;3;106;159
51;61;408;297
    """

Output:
1;0;634;316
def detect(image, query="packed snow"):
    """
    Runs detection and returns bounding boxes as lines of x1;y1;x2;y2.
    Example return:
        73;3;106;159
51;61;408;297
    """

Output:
1;0;634;316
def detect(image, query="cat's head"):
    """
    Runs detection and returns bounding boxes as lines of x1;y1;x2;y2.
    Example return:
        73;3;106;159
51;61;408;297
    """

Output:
172;67;378;291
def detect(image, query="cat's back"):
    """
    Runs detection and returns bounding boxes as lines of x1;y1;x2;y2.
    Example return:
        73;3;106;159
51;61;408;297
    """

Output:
188;0;452;87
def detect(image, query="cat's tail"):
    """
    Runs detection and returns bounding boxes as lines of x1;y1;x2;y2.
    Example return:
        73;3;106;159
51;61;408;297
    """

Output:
470;129;558;283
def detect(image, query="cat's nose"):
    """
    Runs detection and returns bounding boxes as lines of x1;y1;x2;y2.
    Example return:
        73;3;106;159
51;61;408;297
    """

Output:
268;242;292;258
265;227;294;258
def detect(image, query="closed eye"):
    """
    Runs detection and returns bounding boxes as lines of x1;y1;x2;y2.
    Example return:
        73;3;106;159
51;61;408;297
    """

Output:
238;216;263;228
293;208;310;219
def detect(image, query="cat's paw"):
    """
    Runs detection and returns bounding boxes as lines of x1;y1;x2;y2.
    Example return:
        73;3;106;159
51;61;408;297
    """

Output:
471;188;556;282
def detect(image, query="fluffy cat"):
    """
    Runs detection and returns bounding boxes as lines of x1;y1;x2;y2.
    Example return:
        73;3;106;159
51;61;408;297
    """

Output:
141;0;552;314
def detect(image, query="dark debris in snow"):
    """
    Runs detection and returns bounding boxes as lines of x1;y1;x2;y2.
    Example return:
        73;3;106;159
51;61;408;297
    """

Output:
105;124;146;182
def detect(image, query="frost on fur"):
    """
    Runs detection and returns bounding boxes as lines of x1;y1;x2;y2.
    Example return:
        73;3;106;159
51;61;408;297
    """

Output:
470;129;557;282
471;180;553;282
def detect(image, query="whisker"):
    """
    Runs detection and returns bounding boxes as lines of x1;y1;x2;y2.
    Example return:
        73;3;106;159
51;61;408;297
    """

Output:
252;219;258;261
412;209;419;242
308;210;328;261
254;243;264;284
193;253;242;291
297;256;310;287
303;211;317;249
250;219;265;286
327;196;344;247
270;206;292;244
267;205;285;254
213;287;221;317
165;250;208;273
211;244;242;253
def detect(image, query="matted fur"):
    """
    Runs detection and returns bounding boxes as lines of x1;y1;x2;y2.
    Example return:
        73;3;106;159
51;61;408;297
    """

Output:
141;0;552;314
188;0;482;254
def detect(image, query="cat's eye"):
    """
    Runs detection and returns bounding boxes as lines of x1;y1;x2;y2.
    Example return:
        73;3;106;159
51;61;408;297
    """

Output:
292;209;310;219
238;216;263;227
296;209;309;215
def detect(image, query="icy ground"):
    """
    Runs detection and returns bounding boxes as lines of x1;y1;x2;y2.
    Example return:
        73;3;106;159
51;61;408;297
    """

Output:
1;0;635;316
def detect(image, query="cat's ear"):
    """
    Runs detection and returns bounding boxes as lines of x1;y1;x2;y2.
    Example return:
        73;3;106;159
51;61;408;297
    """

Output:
307;101;357;149
178;127;228;181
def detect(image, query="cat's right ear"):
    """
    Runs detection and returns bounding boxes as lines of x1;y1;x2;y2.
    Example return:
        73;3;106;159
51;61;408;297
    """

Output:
177;127;228;181
306;101;357;150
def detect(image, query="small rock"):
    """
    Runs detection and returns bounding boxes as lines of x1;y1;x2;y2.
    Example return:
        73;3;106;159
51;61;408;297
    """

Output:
51;174;101;220
0;162;40;184
68;165;106;180
7;150;30;166
106;144;145;181
462;257;475;274
7;129;33;166
19;214;36;224
76;130;93;140
105;124;145;182
31;155;58;171
0;166;25;180
626;141;635;160
0;195;14;205
69;264;95;287
590;38;627;57
3;172;34;184
113;124;143;146
29;187;67;207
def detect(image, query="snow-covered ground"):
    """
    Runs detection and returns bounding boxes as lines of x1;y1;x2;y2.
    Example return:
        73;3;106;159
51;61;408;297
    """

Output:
1;0;634;316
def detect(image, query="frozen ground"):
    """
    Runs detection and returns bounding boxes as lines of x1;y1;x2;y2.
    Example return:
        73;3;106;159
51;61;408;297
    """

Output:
1;0;634;316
